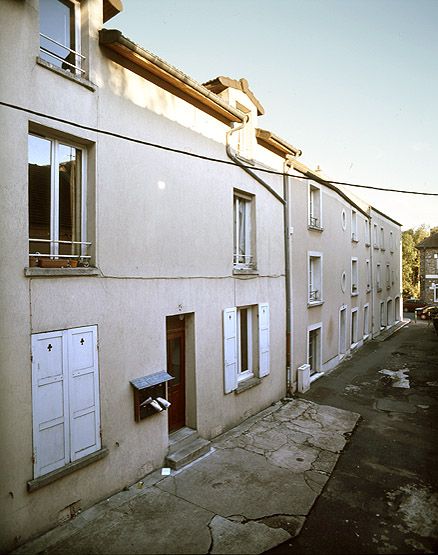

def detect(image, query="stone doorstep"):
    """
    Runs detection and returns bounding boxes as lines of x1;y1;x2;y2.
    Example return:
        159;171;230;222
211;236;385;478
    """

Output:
166;435;211;470
168;426;199;455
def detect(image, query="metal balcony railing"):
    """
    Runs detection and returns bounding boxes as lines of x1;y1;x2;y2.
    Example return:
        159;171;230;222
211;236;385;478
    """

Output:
40;33;85;74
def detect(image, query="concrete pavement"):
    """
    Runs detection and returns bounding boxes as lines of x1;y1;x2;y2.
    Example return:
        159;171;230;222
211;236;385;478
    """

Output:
12;399;359;554
268;318;438;554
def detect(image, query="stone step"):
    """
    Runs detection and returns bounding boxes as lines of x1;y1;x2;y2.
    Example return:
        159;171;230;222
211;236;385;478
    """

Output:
165;437;211;470
168;427;199;455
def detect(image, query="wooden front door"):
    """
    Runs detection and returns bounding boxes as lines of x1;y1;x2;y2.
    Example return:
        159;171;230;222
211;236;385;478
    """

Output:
166;317;186;432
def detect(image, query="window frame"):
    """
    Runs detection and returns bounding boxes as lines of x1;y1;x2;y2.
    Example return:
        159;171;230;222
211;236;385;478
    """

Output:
364;219;371;246
308;181;323;230
363;303;370;340
351;307;359;347
366;259;371;292
373;223;379;249
351;257;358;295
39;0;84;76
236;306;254;383
351;210;358;242
380;226;385;251
28;131;90;266
376;263;382;291
233;190;255;271
308;251;323;305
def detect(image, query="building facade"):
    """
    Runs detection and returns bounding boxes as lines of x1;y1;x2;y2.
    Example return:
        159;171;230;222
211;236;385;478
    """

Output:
417;232;438;305
0;0;401;550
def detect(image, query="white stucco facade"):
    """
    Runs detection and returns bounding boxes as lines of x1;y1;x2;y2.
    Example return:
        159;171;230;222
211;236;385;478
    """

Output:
0;0;401;550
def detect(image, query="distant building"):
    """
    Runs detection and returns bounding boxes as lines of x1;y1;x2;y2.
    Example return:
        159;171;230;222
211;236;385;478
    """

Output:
417;232;438;305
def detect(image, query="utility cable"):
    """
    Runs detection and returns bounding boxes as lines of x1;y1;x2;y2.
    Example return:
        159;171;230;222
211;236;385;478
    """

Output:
1;99;437;197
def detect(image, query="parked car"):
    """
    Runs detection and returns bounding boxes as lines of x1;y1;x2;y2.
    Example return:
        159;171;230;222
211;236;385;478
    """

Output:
417;305;438;320
403;298;427;313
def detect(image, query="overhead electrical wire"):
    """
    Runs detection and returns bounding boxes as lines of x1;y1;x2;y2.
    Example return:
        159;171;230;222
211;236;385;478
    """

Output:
1;99;437;197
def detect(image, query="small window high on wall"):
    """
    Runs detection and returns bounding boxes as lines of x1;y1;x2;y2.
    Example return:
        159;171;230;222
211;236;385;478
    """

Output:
39;0;85;75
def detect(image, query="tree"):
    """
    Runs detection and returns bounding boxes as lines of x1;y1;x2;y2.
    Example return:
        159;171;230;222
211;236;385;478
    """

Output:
402;225;438;298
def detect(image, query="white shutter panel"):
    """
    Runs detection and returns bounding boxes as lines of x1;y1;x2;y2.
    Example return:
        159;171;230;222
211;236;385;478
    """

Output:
32;331;69;477
258;303;270;377
67;326;101;461
223;307;238;393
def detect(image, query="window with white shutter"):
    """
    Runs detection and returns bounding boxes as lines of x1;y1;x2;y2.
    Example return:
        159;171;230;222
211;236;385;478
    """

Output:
32;325;100;478
223;303;270;393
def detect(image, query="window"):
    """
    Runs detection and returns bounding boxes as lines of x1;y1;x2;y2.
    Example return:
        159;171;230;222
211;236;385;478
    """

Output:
351;308;358;346
351;210;358;241
31;326;101;478
386;264;391;289
366;259;371;291
376;263;382;291
363;304;370;339
351;258;358;295
389;231;394;253
223;304;269;393
380;301;385;329
307;324;322;375
434;284;438;303
308;252;323;303
308;182;322;229
341;209;347;230
233;191;254;270
39;0;84;75
28;133;91;267
380;227;385;250
365;220;371;246
373;223;379;248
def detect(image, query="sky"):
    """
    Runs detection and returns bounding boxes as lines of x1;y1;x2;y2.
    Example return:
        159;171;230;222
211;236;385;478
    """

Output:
111;0;438;230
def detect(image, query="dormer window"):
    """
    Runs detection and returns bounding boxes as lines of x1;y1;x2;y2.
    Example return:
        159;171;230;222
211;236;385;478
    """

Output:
39;0;84;76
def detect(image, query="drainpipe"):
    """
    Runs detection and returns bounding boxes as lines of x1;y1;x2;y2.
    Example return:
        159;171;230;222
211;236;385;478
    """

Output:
226;121;291;395
283;157;294;394
226;121;286;206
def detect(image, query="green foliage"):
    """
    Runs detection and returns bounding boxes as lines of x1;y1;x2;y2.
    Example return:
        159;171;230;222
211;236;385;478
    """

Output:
402;224;437;298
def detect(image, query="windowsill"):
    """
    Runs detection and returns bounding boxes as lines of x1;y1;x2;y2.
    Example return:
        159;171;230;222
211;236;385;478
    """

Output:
363;334;370;341
366;288;371;294
351;238;359;243
365;242;371;247
235;376;262;394
377;287;382;292
25;267;101;277
350;342;358;351
308;300;323;307
36;57;96;92
308;224;324;232
381;248;386;252
27;447;108;492
374;245;379;249
233;268;259;276
351;291;358;297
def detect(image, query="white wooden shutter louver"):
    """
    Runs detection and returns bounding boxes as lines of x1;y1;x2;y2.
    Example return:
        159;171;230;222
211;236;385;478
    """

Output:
32;326;100;478
223;307;238;393
258;303;270;377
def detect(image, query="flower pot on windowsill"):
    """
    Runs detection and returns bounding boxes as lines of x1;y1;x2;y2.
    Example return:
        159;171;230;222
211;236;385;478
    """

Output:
38;258;80;268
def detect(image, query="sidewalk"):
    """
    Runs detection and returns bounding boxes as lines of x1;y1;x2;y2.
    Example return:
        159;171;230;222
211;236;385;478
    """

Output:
13;399;359;555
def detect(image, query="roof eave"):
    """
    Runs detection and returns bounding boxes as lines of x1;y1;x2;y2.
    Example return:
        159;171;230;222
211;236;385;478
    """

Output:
99;29;245;125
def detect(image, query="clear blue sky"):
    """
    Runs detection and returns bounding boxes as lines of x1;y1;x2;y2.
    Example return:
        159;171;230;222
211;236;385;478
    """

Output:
111;0;438;230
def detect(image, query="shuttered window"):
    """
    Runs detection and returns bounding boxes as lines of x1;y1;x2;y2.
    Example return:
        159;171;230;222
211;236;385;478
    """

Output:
31;325;100;478
223;303;270;393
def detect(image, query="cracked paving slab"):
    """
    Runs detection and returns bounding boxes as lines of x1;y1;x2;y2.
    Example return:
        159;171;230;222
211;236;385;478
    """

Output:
14;399;360;555
209;515;291;554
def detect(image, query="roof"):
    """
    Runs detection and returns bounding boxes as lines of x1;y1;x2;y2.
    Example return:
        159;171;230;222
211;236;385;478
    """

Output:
255;128;302;158
416;232;438;249
203;76;265;116
99;30;245;125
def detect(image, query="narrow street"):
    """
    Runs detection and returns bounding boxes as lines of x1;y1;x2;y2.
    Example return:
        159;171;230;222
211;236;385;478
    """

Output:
268;318;438;554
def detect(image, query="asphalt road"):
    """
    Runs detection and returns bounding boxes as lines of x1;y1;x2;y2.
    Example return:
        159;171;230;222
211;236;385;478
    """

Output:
267;318;438;554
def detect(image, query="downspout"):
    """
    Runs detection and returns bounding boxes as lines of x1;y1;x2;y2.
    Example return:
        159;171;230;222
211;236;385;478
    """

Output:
283;157;294;394
225;121;290;395
226;121;286;206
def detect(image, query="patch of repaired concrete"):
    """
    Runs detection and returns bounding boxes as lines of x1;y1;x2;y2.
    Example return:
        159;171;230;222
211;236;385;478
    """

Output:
387;484;438;538
379;369;410;388
375;398;417;413
209;515;290;554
